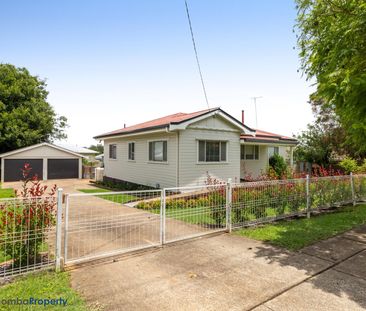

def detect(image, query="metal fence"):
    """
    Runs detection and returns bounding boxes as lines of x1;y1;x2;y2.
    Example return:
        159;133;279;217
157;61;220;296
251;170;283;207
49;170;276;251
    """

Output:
231;178;307;228
1;174;365;277
163;184;228;243
64;190;162;265
0;195;58;279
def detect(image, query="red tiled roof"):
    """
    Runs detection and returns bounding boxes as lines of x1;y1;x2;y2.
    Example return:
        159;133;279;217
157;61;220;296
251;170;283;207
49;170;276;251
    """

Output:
95;107;297;144
241;129;297;144
94;108;217;138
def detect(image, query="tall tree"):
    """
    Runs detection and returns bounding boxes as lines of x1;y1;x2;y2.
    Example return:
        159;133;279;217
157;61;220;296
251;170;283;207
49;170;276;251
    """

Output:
296;0;366;154
0;64;67;153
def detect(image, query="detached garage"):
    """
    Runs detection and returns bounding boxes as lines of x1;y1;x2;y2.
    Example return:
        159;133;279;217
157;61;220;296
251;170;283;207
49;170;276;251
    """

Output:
0;143;84;182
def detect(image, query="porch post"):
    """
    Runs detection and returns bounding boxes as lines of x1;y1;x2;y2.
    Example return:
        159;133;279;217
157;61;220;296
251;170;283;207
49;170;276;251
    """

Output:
290;147;294;168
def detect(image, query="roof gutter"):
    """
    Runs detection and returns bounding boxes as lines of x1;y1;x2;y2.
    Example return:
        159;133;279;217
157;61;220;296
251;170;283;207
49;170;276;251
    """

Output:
94;127;169;140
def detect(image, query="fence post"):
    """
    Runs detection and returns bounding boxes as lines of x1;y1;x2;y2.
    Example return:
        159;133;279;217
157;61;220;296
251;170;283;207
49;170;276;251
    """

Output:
306;175;310;219
350;172;356;206
160;189;166;245
226;178;232;232
55;188;63;272
63;194;69;265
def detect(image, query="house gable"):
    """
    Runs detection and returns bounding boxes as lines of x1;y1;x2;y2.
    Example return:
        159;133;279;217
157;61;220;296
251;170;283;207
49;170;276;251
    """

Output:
187;114;242;133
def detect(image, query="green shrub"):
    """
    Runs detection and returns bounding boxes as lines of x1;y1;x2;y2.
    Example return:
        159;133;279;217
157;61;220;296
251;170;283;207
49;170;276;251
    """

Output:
0;164;57;266
339;157;359;174
269;154;288;178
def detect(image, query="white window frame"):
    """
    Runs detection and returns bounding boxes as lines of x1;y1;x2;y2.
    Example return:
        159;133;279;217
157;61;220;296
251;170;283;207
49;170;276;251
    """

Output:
148;140;168;163
197;140;228;163
128;142;135;161
241;144;259;160
109;144;117;160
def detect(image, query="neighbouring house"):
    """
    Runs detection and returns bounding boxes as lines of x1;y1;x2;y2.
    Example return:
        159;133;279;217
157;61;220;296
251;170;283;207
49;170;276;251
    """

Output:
56;144;99;162
0;143;85;182
94;108;298;188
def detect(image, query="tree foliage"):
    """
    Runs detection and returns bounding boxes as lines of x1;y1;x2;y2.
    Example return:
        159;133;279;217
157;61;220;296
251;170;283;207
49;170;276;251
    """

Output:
296;0;366;154
294;98;360;165
0;64;68;153
88;144;103;154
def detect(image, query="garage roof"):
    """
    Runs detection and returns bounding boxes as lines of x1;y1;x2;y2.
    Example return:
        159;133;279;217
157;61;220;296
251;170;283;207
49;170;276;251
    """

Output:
0;143;86;158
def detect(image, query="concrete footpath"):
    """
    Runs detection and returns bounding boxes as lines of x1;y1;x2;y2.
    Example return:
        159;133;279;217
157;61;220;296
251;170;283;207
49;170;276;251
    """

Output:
71;225;366;311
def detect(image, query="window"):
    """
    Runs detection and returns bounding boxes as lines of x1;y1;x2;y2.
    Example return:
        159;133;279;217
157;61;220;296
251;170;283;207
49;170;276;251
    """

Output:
149;141;167;162
198;141;227;162
109;144;117;159
128;142;135;160
268;146;279;158
241;145;259;160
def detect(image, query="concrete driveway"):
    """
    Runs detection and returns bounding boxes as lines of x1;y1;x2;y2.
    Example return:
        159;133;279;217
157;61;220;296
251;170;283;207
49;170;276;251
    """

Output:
70;225;366;311
3;178;95;194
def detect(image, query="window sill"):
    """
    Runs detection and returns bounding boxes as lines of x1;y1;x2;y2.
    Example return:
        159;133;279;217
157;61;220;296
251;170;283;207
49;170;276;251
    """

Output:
147;161;169;165
128;160;136;163
196;162;229;165
108;158;118;161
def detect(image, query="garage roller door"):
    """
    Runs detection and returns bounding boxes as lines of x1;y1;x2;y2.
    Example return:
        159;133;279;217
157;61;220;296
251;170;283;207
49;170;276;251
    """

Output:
48;159;79;179
4;159;43;182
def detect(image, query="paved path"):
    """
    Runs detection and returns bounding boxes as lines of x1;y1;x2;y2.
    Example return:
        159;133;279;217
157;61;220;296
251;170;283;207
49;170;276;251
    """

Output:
70;225;366;311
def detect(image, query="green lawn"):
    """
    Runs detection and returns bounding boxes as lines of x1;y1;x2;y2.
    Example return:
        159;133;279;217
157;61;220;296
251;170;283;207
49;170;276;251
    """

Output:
0;271;91;310
0;186;15;199
77;188;138;204
234;204;366;251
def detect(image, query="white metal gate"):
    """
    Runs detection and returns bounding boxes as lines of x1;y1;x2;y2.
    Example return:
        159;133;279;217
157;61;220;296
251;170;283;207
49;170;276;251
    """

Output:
63;185;228;265
64;190;163;265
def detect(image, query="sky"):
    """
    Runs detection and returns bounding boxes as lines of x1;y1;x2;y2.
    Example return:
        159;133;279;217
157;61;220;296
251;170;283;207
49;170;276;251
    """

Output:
1;0;315;146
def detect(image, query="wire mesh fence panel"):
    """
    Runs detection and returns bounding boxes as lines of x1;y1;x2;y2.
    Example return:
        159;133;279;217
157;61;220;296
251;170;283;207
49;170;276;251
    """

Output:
354;174;366;201
162;185;227;243
231;179;307;228
65;190;162;265
0;197;57;279
309;175;353;209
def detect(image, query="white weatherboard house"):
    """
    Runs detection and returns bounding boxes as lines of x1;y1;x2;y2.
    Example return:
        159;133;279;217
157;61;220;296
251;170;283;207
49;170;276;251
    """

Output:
94;108;298;188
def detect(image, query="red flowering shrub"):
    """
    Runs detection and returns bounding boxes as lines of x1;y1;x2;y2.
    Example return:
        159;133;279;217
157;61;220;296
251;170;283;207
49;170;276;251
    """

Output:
0;164;57;266
205;172;226;226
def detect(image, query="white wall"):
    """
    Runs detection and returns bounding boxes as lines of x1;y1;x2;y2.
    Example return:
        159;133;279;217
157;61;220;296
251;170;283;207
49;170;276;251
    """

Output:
178;117;241;187
5;145;80;159
103;132;177;188
240;145;294;179
240;145;268;179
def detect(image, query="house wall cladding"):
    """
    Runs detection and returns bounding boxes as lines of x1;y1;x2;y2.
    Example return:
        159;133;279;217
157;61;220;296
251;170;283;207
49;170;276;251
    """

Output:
104;132;178;189
103;115;245;188
179;128;241;187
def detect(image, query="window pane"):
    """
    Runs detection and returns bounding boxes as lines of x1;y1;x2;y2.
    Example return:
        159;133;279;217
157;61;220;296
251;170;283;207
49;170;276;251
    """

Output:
154;141;164;161
274;146;279;155
220;142;227;161
255;145;259;160
245;145;254;160
163;141;167;161
240;145;245;160
198;141;205;162
206;141;220;162
128;143;135;160
109;144;116;159
149;142;153;161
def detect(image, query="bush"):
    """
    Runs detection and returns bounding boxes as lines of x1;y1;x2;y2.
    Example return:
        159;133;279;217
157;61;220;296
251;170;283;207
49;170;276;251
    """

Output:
339;157;359;174
269;154;288;179
0;164;57;266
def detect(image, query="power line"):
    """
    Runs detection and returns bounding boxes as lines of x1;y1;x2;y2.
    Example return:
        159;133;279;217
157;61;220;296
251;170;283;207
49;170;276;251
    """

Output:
184;0;210;109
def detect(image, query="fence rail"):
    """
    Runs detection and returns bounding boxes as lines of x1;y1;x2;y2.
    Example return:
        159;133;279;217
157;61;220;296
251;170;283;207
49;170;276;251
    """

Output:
1;174;365;278
0;196;58;279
